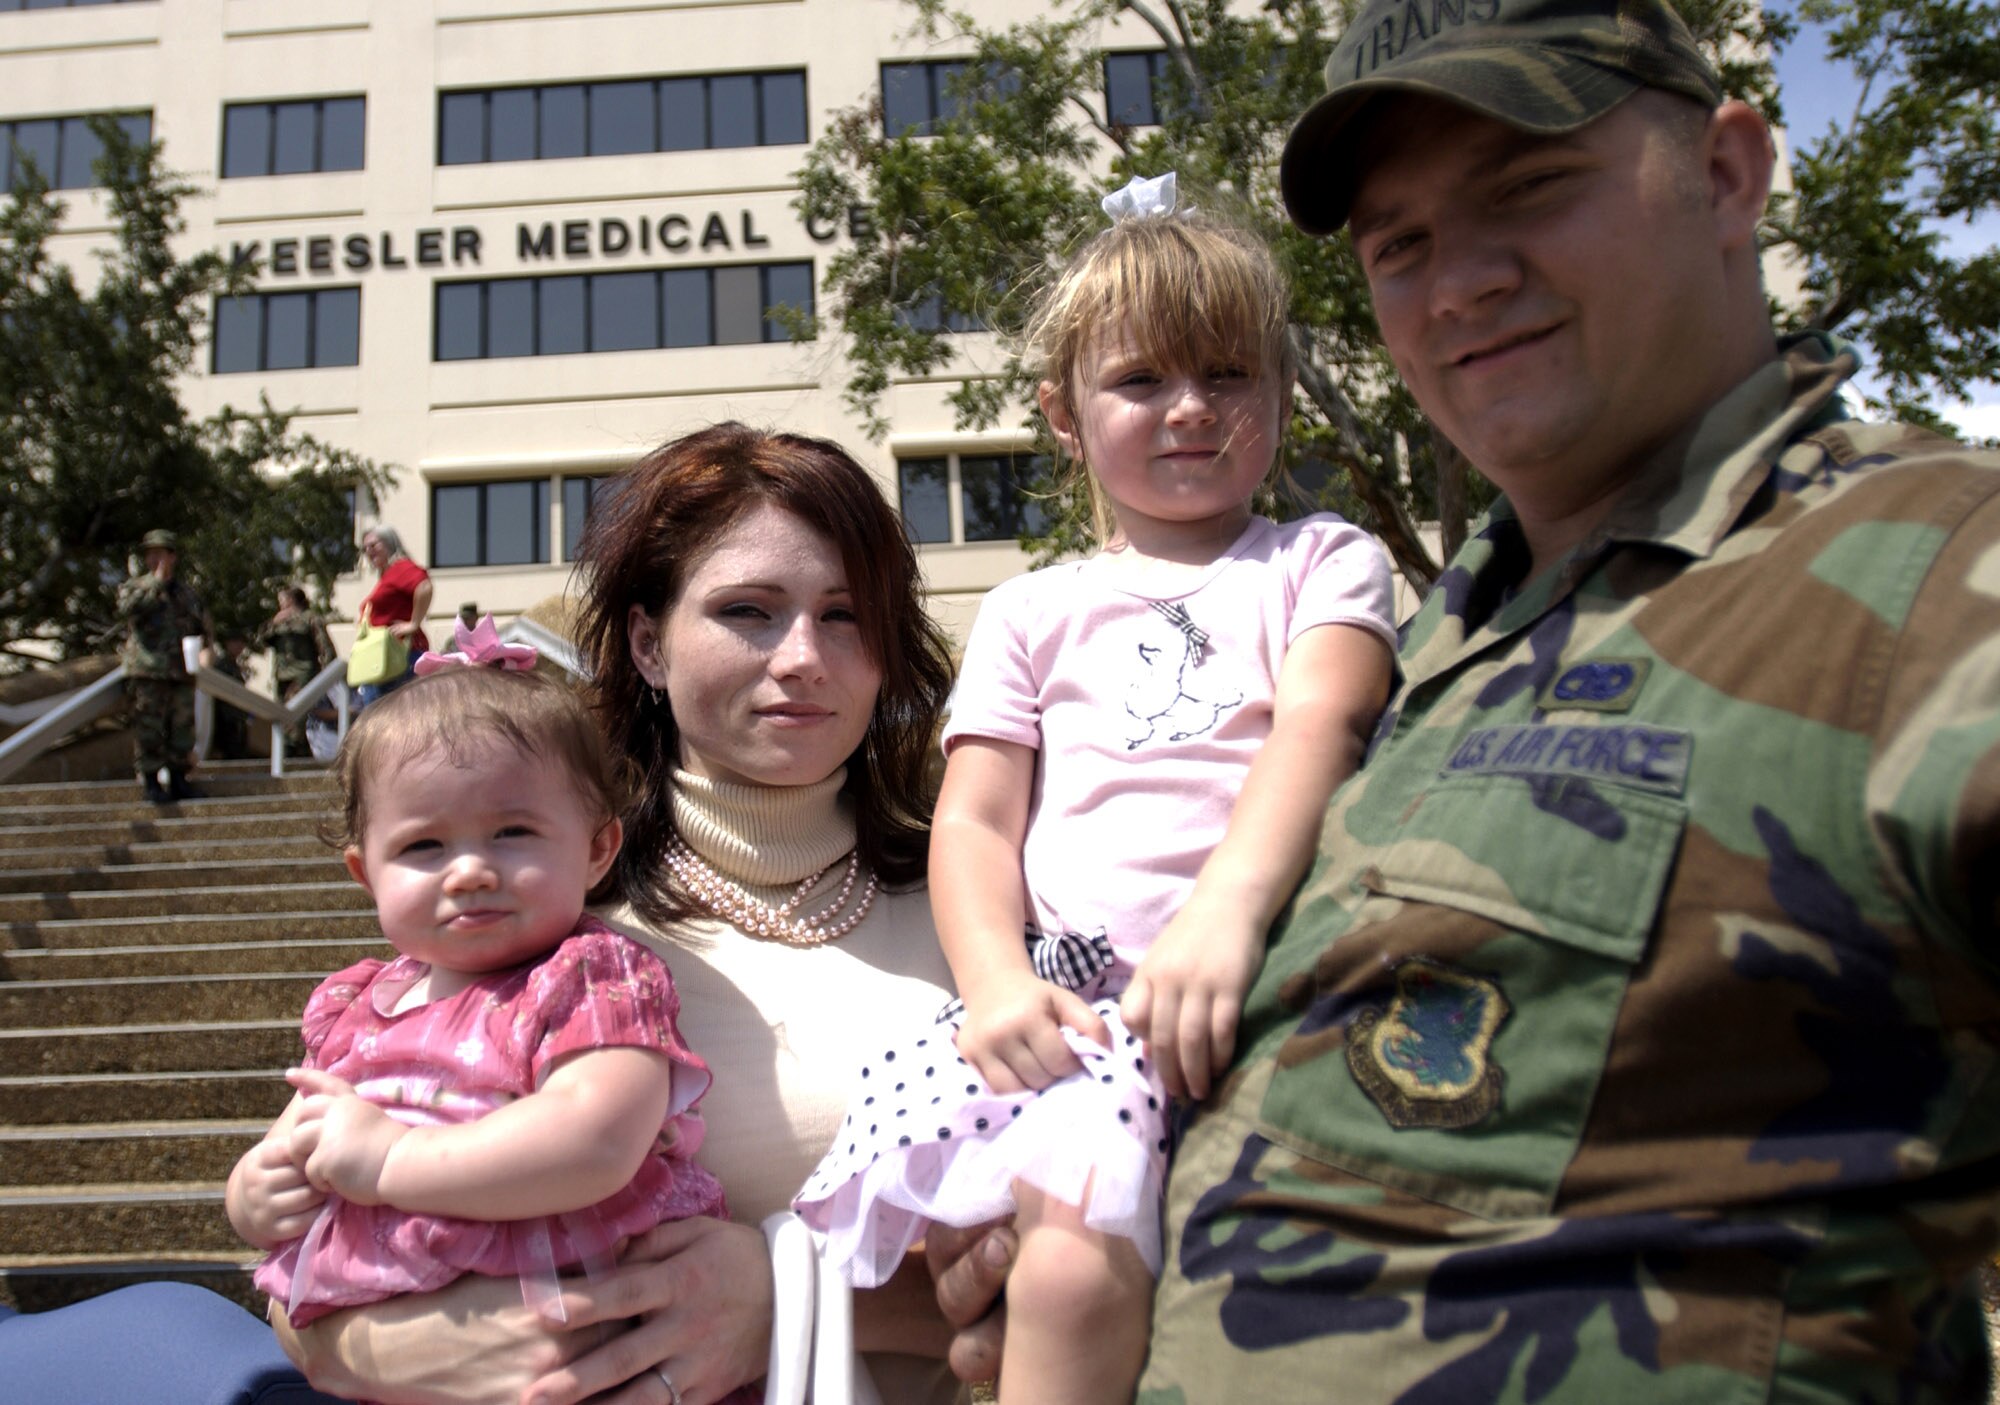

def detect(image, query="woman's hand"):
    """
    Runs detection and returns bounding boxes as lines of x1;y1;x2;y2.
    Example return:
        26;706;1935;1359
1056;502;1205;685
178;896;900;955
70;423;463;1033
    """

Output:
925;1218;1016;1384
272;1275;602;1405
389;620;419;641
523;1216;773;1405
953;969;1109;1095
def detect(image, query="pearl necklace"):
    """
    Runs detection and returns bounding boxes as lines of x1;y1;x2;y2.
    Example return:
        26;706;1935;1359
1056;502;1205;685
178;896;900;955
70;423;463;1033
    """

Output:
664;839;878;947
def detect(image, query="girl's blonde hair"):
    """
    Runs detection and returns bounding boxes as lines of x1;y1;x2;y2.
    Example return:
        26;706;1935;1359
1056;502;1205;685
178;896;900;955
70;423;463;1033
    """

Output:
1023;207;1295;543
325;667;628;903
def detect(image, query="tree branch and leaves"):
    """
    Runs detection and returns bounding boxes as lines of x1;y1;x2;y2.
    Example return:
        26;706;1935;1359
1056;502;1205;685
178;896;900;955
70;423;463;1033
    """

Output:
0;119;393;664
796;0;1995;590
1760;0;1999;433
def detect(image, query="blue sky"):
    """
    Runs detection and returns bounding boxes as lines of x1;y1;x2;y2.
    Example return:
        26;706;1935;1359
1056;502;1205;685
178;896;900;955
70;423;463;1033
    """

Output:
1767;6;1997;437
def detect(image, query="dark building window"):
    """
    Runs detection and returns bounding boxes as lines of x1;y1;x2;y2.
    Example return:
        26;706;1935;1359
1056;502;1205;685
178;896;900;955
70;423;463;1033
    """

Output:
438;70;807;166
212;287;361;373
221;97;365;178
894;292;986;334
431;479;551;568
897;459;952;545
880;59;1018;137
561;474;614;561
896;452;1049;544
1104;51;1170;127
960;453;1050;542
1;111;149;191
434;262;813;361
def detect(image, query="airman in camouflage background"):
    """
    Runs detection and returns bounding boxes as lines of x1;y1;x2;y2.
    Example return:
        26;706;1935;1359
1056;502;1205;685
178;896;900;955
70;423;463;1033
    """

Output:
117;528;211;803
1141;2;2000;1401
255;585;334;752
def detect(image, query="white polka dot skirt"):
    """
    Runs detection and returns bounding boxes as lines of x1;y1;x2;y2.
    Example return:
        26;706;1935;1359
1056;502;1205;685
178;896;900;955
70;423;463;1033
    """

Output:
794;989;1170;1289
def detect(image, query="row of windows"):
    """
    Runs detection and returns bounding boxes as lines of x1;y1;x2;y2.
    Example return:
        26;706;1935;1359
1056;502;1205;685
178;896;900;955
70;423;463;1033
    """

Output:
438;72;807;166
0;111;148;190
3;56;1165;193
431;475;609;568
428;454;1045;571
882;54;1169;137
222;98;364;178
206;262;813;373
434;263;812;361
213;287;360;374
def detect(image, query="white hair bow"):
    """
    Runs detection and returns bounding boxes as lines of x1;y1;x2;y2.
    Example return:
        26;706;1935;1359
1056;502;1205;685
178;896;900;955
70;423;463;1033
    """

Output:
1101;171;1186;222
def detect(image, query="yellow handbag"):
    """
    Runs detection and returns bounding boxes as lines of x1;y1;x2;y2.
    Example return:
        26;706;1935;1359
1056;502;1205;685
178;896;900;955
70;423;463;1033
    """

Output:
345;622;409;687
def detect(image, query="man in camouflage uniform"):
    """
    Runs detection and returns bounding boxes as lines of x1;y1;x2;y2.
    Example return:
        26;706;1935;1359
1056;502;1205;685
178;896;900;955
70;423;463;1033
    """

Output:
1141;2;2000;1401
255;585;334;752
118;528;210;804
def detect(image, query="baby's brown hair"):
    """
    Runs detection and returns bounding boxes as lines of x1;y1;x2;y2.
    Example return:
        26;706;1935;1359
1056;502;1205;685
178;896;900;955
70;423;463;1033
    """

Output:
326;667;627;897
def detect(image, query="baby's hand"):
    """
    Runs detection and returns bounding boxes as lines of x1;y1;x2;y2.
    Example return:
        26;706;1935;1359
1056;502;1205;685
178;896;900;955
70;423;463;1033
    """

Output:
285;1067;408;1206
953;969;1109;1095
1120;900;1265;1101
232;1136;326;1247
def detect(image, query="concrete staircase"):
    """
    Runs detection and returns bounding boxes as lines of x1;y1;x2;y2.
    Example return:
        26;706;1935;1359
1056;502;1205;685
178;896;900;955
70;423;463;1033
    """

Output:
0;761;387;1312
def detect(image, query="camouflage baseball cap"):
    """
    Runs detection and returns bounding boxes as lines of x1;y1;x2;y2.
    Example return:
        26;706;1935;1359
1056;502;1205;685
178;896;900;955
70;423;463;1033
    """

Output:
140;529;179;551
1281;0;1724;235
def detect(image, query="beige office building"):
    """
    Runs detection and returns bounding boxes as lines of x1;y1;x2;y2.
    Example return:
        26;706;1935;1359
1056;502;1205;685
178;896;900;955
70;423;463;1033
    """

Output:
5;0;1194;644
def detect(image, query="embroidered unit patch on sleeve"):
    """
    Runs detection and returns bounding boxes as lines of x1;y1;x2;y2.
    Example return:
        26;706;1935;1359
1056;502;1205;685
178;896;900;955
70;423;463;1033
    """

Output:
1347;957;1510;1130
1537;657;1652;713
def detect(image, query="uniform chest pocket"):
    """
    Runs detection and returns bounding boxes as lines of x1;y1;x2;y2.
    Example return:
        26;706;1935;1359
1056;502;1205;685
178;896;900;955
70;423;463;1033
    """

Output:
1255;772;1687;1220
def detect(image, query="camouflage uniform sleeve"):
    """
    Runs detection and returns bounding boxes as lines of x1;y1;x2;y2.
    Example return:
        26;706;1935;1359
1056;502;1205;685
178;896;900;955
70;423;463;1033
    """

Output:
1867;477;2000;954
115;572;166;620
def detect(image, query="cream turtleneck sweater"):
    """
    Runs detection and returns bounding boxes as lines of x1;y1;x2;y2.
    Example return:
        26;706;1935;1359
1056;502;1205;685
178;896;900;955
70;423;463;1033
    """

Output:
605;769;960;1405
602;766;954;1231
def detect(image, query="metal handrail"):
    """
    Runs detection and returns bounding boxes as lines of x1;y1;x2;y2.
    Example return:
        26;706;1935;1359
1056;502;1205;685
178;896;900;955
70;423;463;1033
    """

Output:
191;656;353;778
0;615;586;788
0;666;132;786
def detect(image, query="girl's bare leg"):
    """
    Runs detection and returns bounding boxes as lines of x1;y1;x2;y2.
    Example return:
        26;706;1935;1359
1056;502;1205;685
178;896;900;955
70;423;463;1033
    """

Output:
998;1179;1153;1405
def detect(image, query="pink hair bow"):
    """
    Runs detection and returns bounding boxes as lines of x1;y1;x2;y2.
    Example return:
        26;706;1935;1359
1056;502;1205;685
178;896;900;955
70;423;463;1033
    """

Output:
413;614;539;675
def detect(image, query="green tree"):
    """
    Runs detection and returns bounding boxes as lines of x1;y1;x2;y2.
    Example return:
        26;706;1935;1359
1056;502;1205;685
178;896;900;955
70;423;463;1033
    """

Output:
1763;0;2000;432
0;119;392;662
797;0;1993;588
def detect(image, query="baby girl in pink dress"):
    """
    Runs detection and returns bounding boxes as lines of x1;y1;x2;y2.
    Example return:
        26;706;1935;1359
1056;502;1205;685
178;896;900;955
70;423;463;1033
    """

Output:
224;620;734;1357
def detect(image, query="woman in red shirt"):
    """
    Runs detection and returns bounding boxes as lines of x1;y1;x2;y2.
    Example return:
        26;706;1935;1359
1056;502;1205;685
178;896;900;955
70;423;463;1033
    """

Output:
355;526;433;706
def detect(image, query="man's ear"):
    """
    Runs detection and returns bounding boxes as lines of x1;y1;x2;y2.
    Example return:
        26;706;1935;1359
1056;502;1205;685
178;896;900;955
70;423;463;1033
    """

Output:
1703;100;1775;256
343;846;372;893
1038;381;1083;460
627;605;666;689
586;816;624;888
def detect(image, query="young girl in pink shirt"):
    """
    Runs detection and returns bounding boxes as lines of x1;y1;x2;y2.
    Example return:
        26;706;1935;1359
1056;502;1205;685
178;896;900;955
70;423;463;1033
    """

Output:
797;175;1399;1404
224;621;741;1399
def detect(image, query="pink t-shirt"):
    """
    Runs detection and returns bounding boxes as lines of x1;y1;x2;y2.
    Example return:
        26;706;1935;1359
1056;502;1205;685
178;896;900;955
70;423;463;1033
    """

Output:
943;514;1396;962
254;917;725;1325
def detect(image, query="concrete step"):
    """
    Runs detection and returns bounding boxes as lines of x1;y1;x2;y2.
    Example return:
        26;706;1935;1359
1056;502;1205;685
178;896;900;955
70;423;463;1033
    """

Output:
0;1121;265;1187
0;1070;291;1126
0;1256;261;1313
0;972;324;1028
0;1183;239;1258
5;909;381;954
0;881;367;923
0;834;331;870
0;772;332;815
0;788;336;832
0;809;331;851
0;855;351;895
1;936;388;981
0;1020;300;1077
